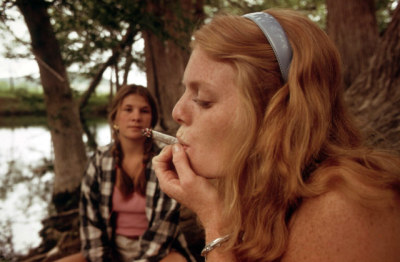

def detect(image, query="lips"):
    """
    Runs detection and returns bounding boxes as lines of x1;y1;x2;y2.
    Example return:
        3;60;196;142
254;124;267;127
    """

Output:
177;137;189;149
181;143;189;151
176;129;189;150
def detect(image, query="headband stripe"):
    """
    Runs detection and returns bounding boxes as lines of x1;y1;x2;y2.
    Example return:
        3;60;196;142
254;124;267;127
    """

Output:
243;12;293;83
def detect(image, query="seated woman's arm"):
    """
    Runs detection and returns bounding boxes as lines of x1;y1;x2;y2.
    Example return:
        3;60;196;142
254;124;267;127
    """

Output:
80;150;113;262
135;162;196;261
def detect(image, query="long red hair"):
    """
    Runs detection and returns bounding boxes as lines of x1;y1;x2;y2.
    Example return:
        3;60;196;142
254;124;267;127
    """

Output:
193;9;400;261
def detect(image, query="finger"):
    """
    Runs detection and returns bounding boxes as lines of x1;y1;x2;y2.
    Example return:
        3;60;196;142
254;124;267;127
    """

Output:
154;145;172;164
170;144;220;218
153;146;183;197
171;143;196;183
153;146;174;180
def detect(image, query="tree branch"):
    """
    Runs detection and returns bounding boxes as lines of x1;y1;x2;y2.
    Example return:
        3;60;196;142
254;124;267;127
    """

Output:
78;24;138;111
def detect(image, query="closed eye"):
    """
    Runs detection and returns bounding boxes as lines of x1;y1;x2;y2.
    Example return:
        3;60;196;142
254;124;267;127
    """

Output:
193;98;212;108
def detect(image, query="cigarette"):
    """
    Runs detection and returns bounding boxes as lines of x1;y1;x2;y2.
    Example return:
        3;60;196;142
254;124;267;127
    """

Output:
142;128;178;145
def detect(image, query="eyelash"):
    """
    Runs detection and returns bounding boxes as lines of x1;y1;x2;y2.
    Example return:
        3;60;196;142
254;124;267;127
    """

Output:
193;98;212;108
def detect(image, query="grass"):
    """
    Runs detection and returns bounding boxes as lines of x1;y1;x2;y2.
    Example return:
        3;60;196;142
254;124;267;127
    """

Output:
0;82;110;118
0;115;48;127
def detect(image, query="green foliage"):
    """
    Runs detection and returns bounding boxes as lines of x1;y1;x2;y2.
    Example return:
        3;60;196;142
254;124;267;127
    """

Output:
205;0;398;31
0;0;398;95
0;87;45;115
0;81;14;97
376;0;399;33
204;0;327;27
15;87;44;106
0;80;110;117
79;93;109;118
48;0;146;77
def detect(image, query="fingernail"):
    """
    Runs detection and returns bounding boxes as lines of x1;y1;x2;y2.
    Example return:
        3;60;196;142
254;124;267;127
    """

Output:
173;144;180;152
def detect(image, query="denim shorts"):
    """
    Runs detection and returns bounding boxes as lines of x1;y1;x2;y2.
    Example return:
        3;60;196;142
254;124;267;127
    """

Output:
115;234;141;262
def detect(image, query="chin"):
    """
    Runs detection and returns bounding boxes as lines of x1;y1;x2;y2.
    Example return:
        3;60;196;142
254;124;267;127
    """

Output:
186;154;222;178
193;167;221;179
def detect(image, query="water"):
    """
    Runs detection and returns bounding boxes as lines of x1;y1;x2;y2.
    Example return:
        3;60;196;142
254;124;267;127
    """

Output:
0;119;111;256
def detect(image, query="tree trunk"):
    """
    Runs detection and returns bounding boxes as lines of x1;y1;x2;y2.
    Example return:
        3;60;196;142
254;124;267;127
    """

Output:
142;3;206;260
16;0;87;205
143;0;205;133
143;31;188;132
326;0;379;88
345;4;400;152
123;45;134;85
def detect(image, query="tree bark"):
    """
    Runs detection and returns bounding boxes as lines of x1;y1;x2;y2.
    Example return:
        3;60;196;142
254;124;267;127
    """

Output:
142;3;206;259
345;4;400;152
16;0;87;200
123;45;134;85
326;0;379;88
143;0;205;133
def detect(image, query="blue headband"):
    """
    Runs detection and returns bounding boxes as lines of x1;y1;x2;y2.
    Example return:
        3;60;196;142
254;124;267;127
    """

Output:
243;12;293;83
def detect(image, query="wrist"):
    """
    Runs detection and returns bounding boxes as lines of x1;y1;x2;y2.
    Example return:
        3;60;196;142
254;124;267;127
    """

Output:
197;200;224;234
201;234;231;261
202;216;225;242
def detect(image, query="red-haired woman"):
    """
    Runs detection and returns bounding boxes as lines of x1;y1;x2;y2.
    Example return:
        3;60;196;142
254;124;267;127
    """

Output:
154;9;400;262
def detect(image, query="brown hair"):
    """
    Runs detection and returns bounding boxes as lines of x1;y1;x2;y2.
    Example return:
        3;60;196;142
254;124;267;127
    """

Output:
108;84;158;196
193;9;400;261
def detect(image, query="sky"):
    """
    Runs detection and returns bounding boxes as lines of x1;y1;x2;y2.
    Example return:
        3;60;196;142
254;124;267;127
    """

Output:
0;8;37;79
0;7;146;87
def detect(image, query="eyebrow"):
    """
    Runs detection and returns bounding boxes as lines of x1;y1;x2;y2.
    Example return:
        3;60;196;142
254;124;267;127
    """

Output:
121;103;150;109
182;79;215;93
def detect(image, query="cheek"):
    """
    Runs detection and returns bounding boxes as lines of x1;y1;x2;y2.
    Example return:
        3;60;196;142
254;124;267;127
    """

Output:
144;114;153;125
213;108;247;161
188;147;223;178
192;118;239;176
114;114;125;124
210;113;240;144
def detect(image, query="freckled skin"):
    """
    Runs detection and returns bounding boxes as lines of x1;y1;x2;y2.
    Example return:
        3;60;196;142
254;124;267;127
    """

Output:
282;188;400;262
172;47;243;179
152;46;400;262
152;47;243;262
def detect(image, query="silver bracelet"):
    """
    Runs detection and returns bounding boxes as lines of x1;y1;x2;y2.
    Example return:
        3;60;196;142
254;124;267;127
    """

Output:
201;234;230;260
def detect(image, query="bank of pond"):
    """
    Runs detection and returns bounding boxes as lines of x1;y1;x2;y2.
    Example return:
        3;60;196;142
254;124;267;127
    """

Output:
0;117;110;260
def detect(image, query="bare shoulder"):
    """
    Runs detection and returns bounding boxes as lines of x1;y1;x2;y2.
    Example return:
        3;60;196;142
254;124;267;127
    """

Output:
281;188;400;262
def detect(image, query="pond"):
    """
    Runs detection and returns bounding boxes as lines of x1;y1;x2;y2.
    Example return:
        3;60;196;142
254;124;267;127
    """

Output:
0;118;111;257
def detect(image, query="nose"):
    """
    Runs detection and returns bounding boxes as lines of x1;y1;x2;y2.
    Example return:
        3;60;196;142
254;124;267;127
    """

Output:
172;95;187;125
131;109;141;121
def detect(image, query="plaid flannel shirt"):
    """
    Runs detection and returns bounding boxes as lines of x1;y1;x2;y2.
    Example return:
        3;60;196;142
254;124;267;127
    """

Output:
80;143;196;262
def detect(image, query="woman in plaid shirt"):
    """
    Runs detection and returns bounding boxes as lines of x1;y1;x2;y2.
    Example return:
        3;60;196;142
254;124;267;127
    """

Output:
79;84;195;262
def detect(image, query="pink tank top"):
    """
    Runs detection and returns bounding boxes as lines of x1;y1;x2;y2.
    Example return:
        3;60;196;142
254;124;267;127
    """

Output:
112;185;148;237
